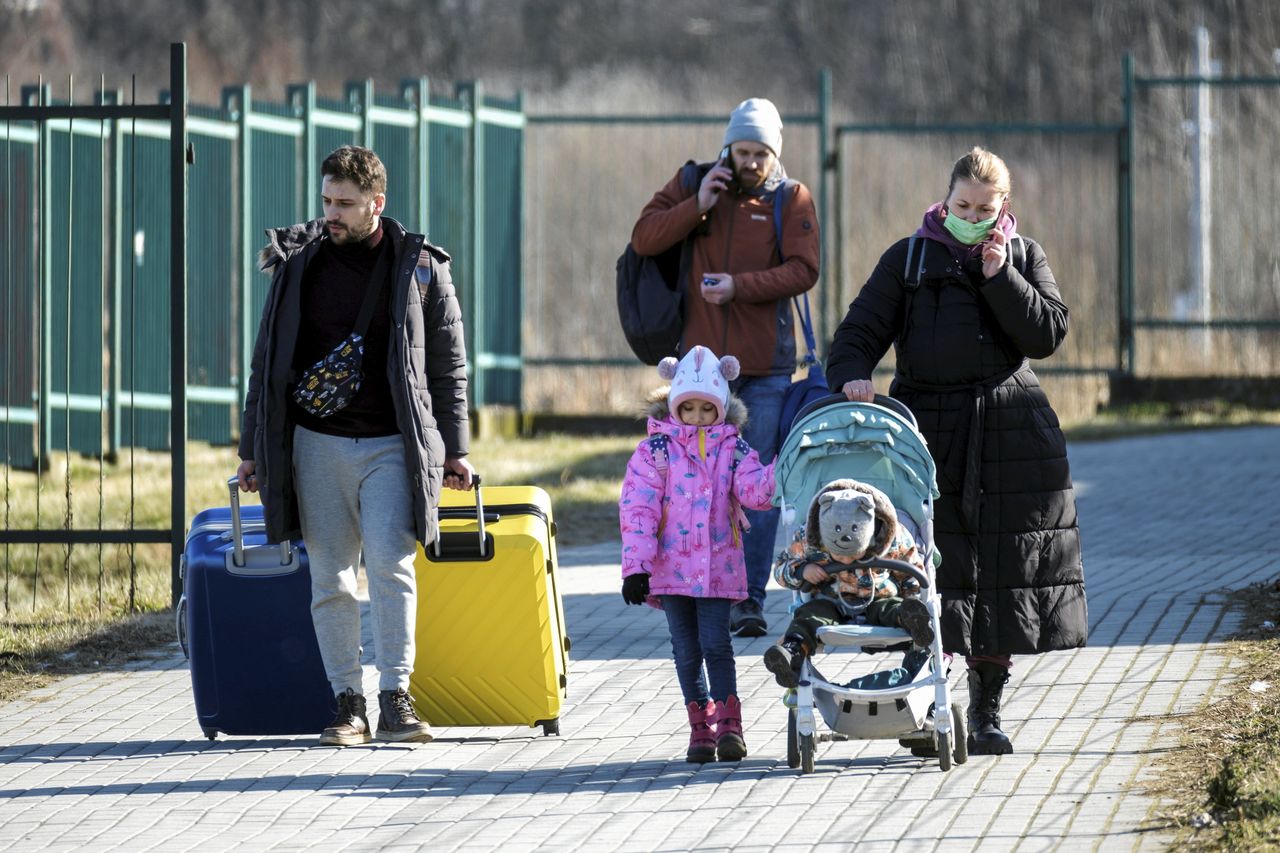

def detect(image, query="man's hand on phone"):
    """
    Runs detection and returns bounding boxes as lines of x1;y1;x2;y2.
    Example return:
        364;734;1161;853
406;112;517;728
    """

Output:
697;158;734;214
699;273;736;305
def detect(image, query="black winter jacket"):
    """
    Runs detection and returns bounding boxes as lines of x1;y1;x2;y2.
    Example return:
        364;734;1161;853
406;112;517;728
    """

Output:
826;235;1086;657
238;217;469;546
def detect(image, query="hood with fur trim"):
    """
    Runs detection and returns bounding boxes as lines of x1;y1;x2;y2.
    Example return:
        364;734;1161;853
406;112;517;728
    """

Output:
257;218;328;271
645;388;748;427
805;478;897;560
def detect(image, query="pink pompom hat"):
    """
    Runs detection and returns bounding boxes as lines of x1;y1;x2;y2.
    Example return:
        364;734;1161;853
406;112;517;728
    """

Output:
657;345;740;425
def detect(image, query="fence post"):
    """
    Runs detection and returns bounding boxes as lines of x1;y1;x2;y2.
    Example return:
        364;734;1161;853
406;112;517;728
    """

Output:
345;79;374;148
403;77;431;235
106;88;123;460
224;84;253;423
1119;53;1136;375
169;42;188;606
288;81;317;219
817;67;832;358
461;81;486;408
28;83;52;471
833;126;845;344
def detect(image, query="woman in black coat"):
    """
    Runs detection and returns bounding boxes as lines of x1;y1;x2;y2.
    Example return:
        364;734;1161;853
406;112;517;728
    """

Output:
826;147;1086;756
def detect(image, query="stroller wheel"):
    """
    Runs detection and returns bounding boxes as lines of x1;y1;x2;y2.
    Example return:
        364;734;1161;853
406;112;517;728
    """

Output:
800;732;815;774
786;709;800;769
937;731;953;772
951;702;969;765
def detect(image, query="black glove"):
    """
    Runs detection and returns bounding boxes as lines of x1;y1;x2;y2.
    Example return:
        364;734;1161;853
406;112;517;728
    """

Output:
622;573;651;605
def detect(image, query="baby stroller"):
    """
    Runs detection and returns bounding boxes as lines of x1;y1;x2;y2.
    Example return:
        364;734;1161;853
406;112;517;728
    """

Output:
772;393;965;772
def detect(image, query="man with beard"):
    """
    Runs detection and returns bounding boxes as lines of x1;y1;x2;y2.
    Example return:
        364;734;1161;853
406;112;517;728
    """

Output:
630;98;821;637
237;145;475;746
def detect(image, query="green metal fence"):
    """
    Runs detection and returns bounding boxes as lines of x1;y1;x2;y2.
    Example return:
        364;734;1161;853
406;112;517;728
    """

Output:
831;121;1122;379
519;72;831;415
521;56;1280;412
1121;55;1280;376
1;70;525;474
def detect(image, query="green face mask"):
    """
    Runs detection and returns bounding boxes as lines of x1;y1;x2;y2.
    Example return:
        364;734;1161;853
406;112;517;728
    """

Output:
943;211;998;245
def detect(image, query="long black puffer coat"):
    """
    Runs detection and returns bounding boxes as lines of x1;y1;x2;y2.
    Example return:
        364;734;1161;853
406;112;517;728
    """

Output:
826;235;1086;657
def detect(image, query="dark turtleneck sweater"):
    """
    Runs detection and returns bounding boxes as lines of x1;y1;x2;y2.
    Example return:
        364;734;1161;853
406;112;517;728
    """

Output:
290;221;398;437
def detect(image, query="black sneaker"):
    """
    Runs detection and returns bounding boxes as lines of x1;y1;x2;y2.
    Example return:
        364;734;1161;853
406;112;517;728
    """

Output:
730;599;768;638
762;639;805;688
376;688;434;743
320;688;371;746
898;597;935;648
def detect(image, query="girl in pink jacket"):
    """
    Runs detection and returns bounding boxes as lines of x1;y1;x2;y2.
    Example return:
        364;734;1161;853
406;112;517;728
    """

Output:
619;346;776;763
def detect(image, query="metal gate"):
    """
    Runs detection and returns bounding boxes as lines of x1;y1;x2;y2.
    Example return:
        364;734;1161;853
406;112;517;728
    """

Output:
1;43;190;607
1121;52;1280;376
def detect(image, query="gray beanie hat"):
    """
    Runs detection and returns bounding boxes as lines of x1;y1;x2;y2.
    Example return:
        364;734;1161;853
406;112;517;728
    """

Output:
723;97;783;156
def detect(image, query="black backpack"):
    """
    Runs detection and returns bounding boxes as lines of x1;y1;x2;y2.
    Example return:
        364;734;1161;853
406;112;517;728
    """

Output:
616;162;705;365
616;162;797;365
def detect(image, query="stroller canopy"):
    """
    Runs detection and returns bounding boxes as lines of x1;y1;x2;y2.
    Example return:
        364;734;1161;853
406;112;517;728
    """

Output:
774;397;939;536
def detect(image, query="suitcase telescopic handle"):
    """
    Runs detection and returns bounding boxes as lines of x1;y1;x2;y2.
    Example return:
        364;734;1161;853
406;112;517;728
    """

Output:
433;473;486;559
227;477;292;568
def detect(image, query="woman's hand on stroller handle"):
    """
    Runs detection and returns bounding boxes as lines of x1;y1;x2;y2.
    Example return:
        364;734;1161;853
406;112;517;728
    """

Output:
841;379;876;402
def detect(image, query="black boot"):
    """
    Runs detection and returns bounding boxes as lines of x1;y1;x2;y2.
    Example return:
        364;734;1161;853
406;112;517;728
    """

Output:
966;662;1013;755
320;688;371;747
376;688;434;743
762;636;807;688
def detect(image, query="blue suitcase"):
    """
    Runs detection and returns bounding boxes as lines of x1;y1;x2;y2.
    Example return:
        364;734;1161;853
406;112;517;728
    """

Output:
178;478;336;739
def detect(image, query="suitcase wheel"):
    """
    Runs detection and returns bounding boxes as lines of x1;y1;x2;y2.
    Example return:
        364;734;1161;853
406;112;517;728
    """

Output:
538;719;560;737
203;729;218;741
176;596;189;660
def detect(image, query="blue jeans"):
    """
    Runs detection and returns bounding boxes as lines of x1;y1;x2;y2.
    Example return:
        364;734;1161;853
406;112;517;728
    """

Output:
661;596;737;704
731;372;790;607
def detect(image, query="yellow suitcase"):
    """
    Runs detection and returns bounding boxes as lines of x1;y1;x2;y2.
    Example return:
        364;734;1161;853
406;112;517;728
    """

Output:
410;479;570;735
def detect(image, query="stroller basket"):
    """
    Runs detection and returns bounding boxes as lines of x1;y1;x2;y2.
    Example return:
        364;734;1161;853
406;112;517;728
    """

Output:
803;657;936;740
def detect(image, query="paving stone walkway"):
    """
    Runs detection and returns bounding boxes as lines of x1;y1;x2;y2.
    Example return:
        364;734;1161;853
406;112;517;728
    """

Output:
2;426;1277;851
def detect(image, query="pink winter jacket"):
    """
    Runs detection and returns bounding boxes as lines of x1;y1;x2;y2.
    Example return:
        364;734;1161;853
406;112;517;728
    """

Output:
619;395;776;606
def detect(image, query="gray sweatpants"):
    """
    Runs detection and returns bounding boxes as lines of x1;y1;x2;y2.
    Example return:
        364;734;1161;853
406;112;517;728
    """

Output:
292;425;418;695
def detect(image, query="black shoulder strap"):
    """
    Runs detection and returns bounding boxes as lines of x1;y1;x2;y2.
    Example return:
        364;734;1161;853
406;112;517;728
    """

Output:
679;160;709;193
1009;235;1025;275
352;241;393;338
898;236;927;345
902;235;926;292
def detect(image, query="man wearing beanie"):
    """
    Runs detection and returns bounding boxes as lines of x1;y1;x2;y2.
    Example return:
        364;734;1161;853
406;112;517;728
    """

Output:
630;97;821;637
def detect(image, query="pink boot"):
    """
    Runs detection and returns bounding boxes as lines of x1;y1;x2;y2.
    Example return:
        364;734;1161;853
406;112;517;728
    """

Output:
713;695;747;761
685;700;717;763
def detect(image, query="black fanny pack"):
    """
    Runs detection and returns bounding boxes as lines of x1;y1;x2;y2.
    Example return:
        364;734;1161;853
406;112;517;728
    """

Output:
291;242;391;418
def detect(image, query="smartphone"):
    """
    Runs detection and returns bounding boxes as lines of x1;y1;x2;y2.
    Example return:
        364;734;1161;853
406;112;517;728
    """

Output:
717;148;740;193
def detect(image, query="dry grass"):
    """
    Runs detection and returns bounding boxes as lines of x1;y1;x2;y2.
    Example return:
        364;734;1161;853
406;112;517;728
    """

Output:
0;611;175;704
1143;579;1280;849
1065;401;1280;442
0;432;639;704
